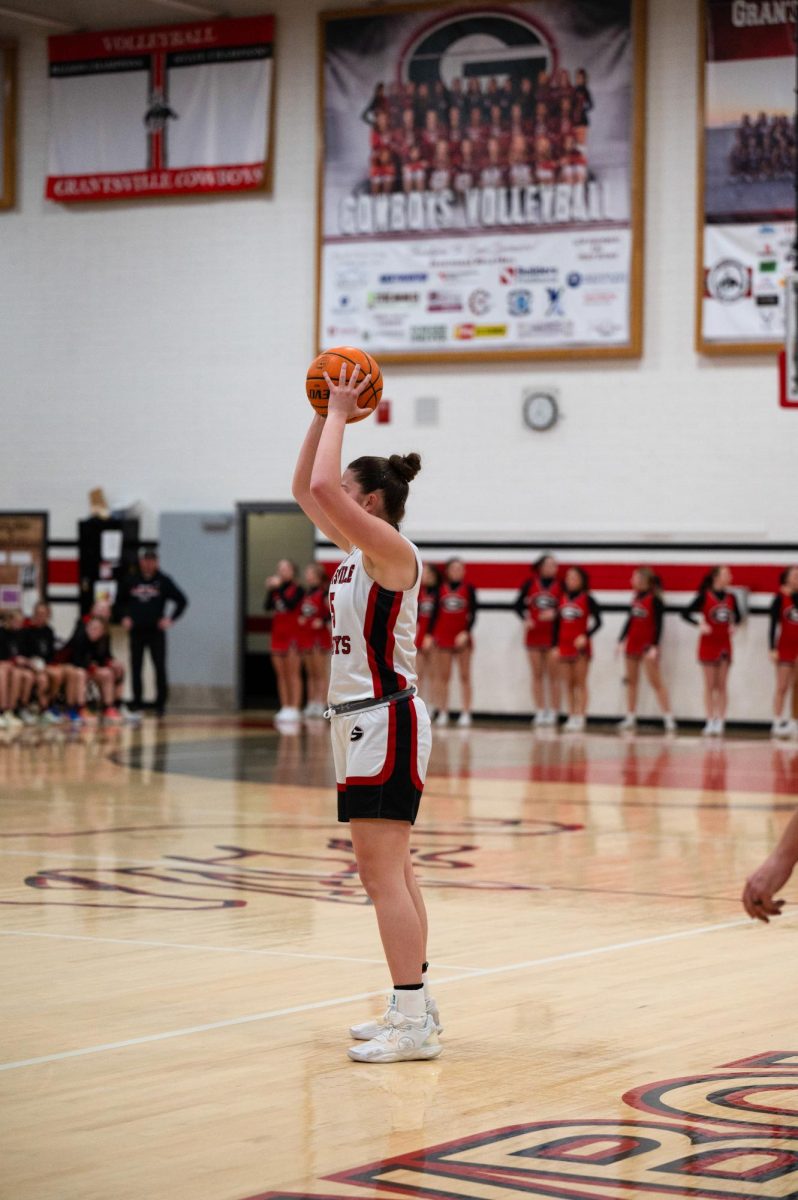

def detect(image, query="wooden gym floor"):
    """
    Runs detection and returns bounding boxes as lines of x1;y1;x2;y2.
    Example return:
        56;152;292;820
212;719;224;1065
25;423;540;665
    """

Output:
0;716;796;1200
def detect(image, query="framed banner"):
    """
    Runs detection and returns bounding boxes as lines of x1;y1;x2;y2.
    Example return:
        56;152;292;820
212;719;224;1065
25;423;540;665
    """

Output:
0;513;48;615
47;16;275;203
317;1;646;363
1;40;17;210
696;1;794;354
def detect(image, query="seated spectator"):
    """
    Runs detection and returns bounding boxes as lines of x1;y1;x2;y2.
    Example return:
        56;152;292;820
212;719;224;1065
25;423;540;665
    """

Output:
25;600;64;724
64;616;121;726
0;610;37;728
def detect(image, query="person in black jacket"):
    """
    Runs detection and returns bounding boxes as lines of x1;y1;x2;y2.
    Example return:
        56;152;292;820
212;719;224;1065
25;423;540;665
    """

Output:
118;549;188;716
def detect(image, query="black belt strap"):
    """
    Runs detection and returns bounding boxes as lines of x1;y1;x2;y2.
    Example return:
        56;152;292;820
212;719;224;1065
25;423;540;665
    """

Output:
324;687;416;719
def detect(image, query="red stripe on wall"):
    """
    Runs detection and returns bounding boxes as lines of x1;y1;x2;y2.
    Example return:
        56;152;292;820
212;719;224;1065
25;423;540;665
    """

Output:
319;560;787;593
47;560;79;586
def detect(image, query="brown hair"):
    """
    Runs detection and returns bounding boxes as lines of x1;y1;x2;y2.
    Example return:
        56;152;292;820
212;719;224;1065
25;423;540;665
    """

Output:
635;566;663;598
347;453;422;527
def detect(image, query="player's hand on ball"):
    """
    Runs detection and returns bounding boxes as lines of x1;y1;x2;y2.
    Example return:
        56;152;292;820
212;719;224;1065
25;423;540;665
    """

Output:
323;362;372;422
742;852;792;921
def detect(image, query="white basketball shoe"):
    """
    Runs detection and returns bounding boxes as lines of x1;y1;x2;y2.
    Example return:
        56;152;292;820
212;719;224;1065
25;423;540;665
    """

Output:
347;1007;442;1063
350;995;442;1041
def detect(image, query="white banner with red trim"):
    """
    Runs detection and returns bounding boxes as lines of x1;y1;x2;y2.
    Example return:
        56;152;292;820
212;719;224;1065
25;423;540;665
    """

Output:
46;15;274;202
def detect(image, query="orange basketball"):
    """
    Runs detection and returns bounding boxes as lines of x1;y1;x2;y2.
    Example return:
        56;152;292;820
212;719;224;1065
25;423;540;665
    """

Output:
305;346;383;424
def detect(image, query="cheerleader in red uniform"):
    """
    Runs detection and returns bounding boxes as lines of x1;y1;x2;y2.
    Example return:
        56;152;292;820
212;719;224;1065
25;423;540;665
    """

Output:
298;562;332;719
514;554;561;727
430;558;477;728
616;568;676;733
556;566;602;732
265;559;304;723
682;565;741;736
769;565;798;737
416;562;440;704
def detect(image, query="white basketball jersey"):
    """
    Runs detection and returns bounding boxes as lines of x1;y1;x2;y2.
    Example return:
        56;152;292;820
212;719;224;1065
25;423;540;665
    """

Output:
327;538;421;705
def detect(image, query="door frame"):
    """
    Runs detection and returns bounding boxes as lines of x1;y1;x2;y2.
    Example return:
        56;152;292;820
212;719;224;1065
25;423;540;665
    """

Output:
236;501;311;709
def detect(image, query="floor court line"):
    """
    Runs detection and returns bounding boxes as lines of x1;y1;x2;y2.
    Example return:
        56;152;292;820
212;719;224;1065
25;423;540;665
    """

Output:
0;928;484;972
0;914;775;1073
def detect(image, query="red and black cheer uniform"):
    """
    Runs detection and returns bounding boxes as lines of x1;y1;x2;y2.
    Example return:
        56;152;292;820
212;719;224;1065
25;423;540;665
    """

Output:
265;581;304;654
618;590;664;658
297;586;332;653
416;582;438;649
556;588;602;660
513;574;561;649
682;589;740;662
429;579;477;650
769;590;798;665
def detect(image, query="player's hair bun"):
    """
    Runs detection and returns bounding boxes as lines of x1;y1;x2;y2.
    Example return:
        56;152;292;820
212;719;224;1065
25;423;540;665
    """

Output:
388;453;422;483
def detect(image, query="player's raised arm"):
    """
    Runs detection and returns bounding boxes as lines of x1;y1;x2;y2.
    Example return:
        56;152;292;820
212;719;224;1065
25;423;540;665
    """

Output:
291;414;352;554
310;364;416;588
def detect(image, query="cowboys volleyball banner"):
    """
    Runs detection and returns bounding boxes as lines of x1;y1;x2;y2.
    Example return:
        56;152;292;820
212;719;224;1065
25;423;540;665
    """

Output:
698;1;794;352
318;2;645;362
46;16;275;202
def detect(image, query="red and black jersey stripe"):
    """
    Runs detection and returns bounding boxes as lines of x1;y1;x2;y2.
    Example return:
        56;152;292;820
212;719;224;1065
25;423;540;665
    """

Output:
364;584;406;698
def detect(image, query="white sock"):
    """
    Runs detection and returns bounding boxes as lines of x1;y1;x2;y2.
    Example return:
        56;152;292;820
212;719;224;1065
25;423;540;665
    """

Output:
421;968;431;1001
393;988;426;1018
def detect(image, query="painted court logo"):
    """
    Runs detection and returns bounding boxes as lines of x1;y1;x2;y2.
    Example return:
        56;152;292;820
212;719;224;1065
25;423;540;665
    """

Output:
257;1051;798;1199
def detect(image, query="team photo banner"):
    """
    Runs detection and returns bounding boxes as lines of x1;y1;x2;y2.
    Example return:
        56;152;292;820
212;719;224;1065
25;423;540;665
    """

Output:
46;15;275;203
697;0;794;353
318;1;646;363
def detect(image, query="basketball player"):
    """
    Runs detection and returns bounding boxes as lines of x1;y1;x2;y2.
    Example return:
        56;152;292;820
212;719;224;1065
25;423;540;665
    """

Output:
291;363;440;1064
682;566;740;736
298;561;332;719
742;807;798;921
556;566;602;732
264;560;304;723
430;558;477;727
768;565;798;737
514;554;561;727
616;568;676;733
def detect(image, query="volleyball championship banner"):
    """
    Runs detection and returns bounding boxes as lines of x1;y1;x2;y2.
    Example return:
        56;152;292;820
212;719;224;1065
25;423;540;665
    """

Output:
318;2;646;363
697;1;794;353
46;15;275;202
